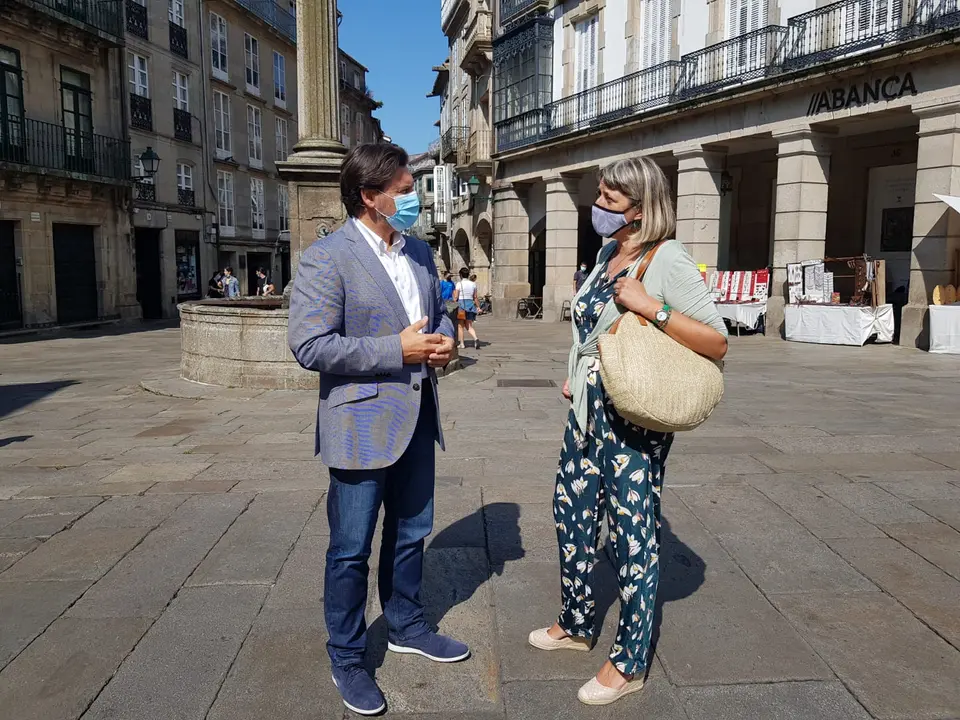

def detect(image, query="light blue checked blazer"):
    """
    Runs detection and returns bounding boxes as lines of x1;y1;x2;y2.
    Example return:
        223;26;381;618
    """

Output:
288;220;455;470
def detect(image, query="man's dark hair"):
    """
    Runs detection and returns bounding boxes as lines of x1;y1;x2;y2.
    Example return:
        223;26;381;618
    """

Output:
257;267;266;275
459;267;470;279
225;266;233;274
340;143;409;218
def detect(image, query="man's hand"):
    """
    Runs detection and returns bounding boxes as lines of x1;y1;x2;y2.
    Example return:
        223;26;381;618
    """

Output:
400;317;445;364
427;335;456;368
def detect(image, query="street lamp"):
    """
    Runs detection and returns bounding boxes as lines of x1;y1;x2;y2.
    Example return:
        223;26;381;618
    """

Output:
139;147;161;178
467;175;481;198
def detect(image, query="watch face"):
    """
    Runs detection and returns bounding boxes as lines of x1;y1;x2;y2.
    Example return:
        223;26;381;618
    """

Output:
656;309;668;323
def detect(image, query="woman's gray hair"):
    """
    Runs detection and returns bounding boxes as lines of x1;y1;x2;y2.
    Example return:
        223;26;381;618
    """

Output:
598;156;676;246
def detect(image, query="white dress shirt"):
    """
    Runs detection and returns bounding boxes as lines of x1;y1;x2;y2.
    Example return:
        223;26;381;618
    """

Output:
352;218;426;373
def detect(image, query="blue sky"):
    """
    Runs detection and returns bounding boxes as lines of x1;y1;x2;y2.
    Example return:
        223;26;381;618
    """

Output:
337;1;448;153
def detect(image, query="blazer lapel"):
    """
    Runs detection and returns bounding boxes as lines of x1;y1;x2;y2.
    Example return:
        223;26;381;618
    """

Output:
343;220;411;330
406;240;433;327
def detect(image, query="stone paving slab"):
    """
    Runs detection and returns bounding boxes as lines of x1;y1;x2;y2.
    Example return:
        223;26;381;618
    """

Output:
772;591;960;720
3;320;960;719
81;585;269;720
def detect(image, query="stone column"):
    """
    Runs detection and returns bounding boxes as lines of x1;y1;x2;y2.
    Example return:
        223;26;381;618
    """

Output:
768;128;831;334
901;101;960;348
276;0;347;296
542;175;579;322
675;148;725;272
492;181;531;318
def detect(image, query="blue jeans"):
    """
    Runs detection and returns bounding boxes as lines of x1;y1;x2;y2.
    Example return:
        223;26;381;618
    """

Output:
324;385;436;669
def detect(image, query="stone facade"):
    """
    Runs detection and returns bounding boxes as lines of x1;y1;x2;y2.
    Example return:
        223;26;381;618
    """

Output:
0;3;137;329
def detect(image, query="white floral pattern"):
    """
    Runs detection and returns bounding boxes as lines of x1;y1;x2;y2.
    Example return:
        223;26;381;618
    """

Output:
553;262;673;677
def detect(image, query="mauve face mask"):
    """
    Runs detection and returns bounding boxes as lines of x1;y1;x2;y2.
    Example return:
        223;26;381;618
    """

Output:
591;203;629;238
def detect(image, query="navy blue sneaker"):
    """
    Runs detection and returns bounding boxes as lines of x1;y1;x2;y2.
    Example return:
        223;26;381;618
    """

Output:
331;665;386;716
387;632;470;663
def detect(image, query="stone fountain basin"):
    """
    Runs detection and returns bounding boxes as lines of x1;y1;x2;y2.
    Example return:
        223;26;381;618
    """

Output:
179;298;318;390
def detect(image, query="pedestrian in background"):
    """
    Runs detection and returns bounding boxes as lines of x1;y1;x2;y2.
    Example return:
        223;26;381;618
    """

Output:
528;156;727;707
221;267;240;298
574;262;588;293
454;266;480;349
207;271;224;299
255;267;275;296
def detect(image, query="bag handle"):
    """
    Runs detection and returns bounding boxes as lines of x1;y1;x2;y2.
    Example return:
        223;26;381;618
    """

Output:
610;241;665;334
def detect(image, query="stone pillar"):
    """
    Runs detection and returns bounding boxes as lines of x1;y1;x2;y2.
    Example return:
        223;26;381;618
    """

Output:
901;102;960;348
276;0;346;296
768;128;831;334
675;148;724;271
542;175;579;322
492;181;531;318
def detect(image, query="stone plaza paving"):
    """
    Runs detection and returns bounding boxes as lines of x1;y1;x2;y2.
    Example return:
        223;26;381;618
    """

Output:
1;319;960;720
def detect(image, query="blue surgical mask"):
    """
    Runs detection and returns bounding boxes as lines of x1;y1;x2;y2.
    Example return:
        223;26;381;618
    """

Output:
379;191;420;232
592;203;630;238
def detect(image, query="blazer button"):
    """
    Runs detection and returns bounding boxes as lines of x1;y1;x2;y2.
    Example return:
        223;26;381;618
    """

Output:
412;382;421;391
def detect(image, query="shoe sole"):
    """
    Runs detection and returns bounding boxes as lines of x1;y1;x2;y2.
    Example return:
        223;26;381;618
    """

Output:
331;674;386;716
528;636;591;652
578;681;646;706
386;641;471;663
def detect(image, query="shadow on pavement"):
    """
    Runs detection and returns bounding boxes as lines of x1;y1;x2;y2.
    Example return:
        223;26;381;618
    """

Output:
0;319;178;345
0;380;79;419
0;435;32;447
650;515;706;662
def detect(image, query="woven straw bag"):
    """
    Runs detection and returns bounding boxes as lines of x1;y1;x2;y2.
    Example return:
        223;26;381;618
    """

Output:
598;244;724;433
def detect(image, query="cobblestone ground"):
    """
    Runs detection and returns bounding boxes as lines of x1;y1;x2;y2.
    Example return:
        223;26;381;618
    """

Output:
1;319;960;720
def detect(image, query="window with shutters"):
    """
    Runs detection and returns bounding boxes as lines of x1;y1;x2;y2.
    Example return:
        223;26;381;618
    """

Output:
640;0;671;69
250;177;265;235
177;163;193;190
275;117;288;161
727;0;768;69
210;13;228;80
247;104;263;168
273;52;286;106
278;185;289;232
217;170;235;233
244;34;260;94
340;103;351;147
172;71;189;111
168;0;184;26
213;91;231;157
574;14;599;95
128;53;149;97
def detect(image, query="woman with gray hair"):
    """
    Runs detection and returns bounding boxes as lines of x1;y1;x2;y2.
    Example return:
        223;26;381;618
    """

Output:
528;156;728;706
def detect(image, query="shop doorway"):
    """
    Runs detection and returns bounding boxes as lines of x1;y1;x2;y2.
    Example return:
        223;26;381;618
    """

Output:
52;223;98;324
175;230;202;300
135;228;163;320
578;205;602;269
247;251;271;295
0;220;22;329
529;230;546;298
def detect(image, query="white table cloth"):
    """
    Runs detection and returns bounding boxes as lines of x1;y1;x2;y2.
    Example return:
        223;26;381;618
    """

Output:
785;304;894;346
929;304;960;354
716;302;767;333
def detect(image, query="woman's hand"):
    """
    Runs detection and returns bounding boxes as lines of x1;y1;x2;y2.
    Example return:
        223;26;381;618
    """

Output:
562;378;572;400
613;277;660;320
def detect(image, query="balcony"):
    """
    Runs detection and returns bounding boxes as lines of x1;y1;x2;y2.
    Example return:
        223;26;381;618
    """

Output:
545;61;680;140
173;108;192;142
466;128;493;171
125;0;147;39
441;125;469;164
178;187;195;207
234;0;296;44
10;0;124;43
677;26;788;99
462;10;493;74
134;181;155;201
440;0;467;32
915;0;960;30
129;94;152;131
169;21;188;59
499;0;551;31
0;117;130;182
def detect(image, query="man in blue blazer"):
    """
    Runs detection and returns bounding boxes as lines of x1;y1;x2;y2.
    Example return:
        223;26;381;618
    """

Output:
288;143;466;716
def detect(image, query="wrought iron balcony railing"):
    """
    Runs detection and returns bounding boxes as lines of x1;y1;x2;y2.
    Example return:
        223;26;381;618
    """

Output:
178;187;195;207
499;0;551;30
0;117;130;182
18;0;124;41
441;125;469;161
493;0;960;153
169;21;188;58
785;0;907;70
125;0;147;39
129;94;152;131
173;108;192;142
235;0;296;43
677;26;788;99
545;61;680;139
134;181;155;201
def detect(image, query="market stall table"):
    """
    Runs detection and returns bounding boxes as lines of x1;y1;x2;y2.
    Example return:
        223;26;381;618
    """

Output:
929;304;960;354
784;303;894;346
716;301;767;335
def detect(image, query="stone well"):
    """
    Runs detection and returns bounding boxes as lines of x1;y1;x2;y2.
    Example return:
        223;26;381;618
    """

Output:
179;299;317;390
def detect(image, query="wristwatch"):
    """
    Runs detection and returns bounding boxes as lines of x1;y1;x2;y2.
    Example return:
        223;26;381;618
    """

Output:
654;304;672;330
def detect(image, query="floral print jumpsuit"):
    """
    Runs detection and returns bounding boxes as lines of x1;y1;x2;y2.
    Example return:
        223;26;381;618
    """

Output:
554;260;674;677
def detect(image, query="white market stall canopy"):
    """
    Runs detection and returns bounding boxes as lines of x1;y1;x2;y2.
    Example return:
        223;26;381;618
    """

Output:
934;193;960;213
